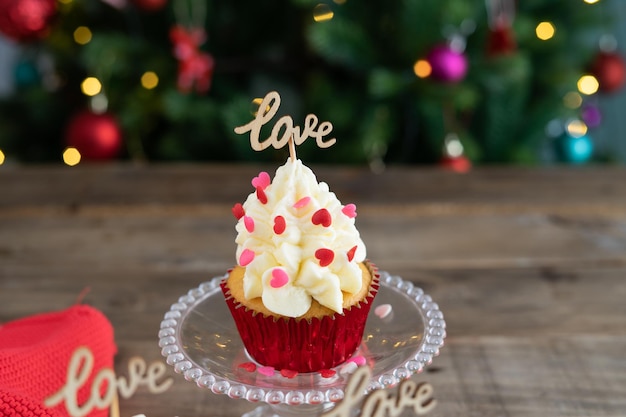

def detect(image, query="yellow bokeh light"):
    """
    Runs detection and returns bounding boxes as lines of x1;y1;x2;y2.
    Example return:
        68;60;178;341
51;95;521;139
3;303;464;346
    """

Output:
81;77;102;96
63;147;81;166
250;97;273;116
0;149;5;165
313;4;334;22
563;92;583;109
577;74;599;95
536;22;555;41
413;59;432;78
583;0;600;4
73;26;92;45
141;71;159;89
566;120;588;138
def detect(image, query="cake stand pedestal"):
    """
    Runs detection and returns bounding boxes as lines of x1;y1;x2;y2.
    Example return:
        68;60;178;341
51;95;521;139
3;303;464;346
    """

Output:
159;271;446;417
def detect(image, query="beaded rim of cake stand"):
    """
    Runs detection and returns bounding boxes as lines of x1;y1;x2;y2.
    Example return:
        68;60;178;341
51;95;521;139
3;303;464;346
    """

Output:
158;271;446;406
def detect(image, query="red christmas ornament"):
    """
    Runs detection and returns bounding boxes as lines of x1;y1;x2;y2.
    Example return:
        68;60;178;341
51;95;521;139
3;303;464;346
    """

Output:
486;24;516;57
0;0;57;42
427;44;468;83
439;133;471;173
65;111;123;161
590;51;626;93
169;25;215;94
130;0;167;12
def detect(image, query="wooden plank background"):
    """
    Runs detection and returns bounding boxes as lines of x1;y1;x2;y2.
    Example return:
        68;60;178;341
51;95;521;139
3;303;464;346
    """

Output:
1;164;626;416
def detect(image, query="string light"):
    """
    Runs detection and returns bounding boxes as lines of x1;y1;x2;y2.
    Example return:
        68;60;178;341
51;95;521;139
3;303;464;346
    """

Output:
313;4;334;22
413;60;432;78
81;77;102;96
0;149;5;165
577;75;599;95
73;26;92;45
563;92;583;109
63;147;81;166
140;71;159;89
535;22;555;41
566;119;588;138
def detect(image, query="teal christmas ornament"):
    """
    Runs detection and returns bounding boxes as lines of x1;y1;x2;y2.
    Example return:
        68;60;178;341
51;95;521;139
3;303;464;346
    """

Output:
556;133;593;164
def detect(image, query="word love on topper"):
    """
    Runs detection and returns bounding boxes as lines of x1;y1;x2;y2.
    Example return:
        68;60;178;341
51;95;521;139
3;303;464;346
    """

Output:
234;91;336;154
321;366;437;417
45;347;173;417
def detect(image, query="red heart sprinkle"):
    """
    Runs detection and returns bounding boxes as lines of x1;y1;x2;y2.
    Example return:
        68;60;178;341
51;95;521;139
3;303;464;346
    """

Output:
256;187;268;204
315;248;334;267
341;204;357;218
280;369;299;378
251;172;270;190
238;362;257;372
273;215;286;234
311;208;332;227
320;369;336;378
347;245;357;262
232;203;245;220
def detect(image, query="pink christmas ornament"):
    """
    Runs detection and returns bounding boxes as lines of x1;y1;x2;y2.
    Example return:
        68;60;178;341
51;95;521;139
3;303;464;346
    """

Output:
427;44;468;83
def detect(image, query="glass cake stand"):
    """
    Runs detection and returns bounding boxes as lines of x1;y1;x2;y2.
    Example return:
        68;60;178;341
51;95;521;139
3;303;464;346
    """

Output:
158;271;446;417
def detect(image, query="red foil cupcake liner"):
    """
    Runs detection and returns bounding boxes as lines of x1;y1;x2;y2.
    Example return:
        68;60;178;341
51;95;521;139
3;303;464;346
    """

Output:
220;264;379;373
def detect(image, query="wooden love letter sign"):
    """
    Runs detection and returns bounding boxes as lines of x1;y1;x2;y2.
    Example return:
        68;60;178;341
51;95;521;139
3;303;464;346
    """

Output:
321;366;437;417
234;91;336;155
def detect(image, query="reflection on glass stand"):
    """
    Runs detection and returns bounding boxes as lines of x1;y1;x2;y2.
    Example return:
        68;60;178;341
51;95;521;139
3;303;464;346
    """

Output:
159;271;446;417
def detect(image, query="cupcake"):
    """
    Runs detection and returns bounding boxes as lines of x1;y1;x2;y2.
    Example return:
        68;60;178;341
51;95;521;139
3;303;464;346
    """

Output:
220;158;378;373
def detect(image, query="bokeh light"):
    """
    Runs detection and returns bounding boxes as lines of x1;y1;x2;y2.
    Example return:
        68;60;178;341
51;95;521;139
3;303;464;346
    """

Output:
313;4;334;22
566;119;588;138
73;26;92;45
0;149;5;165
413;59;432;78
577;75;599;95
63;147;81;166
250;97;272;116
536;22;555;40
141;71;159;89
81;77;102;96
563;92;583;109
583;0;600;4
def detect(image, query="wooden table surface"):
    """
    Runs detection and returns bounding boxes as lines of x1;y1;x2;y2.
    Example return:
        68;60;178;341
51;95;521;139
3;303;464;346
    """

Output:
2;164;626;417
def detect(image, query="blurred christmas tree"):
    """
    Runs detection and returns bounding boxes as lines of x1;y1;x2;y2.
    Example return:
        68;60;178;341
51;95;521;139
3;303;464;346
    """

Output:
0;0;623;166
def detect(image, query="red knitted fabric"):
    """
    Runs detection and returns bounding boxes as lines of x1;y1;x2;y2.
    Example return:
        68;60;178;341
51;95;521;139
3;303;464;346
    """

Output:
0;305;117;417
0;390;62;417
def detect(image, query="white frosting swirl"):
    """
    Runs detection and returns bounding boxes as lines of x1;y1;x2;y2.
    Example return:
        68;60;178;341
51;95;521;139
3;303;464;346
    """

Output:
235;159;366;317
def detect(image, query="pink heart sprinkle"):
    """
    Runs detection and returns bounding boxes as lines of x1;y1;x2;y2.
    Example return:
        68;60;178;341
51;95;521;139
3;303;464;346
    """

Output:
273;215;286;234
293;196;311;209
341;204;357;218
280;369;299;378
319;369;336;378
270;268;289;288
315;248;334;267
374;304;393;319
347;355;366;366
347;245;358;262
311;208;332;227
257;366;275;376
239;249;255;266
238;362;257;372
232;203;245;220
244;215;255;233
251;172;270;190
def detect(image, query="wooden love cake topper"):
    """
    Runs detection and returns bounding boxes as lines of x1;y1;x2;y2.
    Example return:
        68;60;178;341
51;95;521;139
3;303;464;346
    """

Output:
234;91;336;158
321;366;436;417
